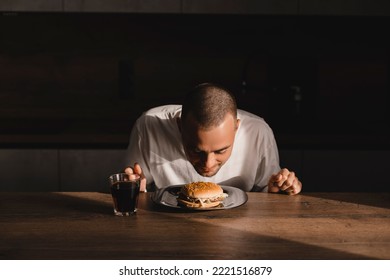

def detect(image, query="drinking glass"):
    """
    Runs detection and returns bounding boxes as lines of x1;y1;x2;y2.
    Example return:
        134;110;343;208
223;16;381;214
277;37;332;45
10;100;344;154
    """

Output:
108;173;140;216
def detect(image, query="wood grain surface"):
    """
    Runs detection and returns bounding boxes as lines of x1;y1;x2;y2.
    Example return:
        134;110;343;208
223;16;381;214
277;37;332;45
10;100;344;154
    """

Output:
0;192;389;260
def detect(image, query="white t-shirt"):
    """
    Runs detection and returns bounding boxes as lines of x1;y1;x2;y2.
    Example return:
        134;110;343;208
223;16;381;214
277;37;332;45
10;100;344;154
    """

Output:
125;105;280;192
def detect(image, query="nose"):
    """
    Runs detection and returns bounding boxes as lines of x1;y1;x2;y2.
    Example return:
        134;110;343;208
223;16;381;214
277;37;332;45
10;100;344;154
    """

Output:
204;153;216;169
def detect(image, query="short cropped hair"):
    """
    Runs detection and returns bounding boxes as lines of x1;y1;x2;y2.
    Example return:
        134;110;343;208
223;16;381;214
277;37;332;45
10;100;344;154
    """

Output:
181;83;237;128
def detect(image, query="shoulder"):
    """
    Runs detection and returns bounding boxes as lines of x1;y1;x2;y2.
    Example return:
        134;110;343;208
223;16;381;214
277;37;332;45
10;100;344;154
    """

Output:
134;105;181;135
236;110;278;153
143;105;182;118
136;105;181;124
237;109;272;131
237;109;276;146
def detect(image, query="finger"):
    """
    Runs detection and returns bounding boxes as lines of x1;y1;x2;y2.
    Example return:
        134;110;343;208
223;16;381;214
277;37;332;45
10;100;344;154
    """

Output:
276;168;292;188
134;163;142;175
292;178;302;195
285;178;302;195
125;167;140;180
280;171;295;191
124;166;141;181
279;168;290;179
124;167;134;174
269;173;283;185
283;179;297;195
268;169;290;192
134;163;147;193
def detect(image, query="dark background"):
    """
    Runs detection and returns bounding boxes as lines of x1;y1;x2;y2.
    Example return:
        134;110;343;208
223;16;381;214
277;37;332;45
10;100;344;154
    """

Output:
0;2;389;192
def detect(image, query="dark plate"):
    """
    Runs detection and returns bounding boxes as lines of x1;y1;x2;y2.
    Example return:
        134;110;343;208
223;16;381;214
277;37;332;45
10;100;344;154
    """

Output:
150;185;248;210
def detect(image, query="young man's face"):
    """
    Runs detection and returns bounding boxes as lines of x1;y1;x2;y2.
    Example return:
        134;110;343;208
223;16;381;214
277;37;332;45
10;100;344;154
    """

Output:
181;113;240;177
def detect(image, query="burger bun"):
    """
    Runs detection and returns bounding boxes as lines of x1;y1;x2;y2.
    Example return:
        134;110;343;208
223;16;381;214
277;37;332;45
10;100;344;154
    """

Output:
177;182;227;209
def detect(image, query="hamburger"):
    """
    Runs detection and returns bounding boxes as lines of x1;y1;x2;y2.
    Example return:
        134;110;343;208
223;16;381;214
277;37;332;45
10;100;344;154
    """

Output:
177;182;228;209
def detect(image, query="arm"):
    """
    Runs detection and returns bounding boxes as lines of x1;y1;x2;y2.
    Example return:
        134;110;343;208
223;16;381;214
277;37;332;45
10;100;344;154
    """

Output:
122;116;151;192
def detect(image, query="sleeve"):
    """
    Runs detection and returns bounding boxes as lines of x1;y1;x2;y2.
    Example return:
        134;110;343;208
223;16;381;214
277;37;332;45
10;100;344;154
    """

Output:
123;116;154;185
253;124;281;192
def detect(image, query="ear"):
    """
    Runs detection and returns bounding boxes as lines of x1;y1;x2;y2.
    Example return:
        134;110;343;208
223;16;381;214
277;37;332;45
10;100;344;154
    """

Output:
235;119;241;131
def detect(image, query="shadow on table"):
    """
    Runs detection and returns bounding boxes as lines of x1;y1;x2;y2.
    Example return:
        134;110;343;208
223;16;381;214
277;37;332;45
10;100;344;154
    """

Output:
0;192;113;217
301;192;390;209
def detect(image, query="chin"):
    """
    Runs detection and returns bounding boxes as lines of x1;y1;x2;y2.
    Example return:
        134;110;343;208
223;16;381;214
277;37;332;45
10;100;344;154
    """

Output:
196;168;220;177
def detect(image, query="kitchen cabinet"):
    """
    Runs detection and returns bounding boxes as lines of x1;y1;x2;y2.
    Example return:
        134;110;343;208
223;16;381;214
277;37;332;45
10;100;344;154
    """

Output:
0;148;125;192
0;149;59;191
59;149;125;192
0;0;297;14
182;0;297;14
0;0;62;12
1;0;389;15
299;0;390;16
63;0;181;13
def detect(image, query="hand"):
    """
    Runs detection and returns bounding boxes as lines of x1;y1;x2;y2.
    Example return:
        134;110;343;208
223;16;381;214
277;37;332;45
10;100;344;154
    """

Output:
268;168;302;195
124;163;147;192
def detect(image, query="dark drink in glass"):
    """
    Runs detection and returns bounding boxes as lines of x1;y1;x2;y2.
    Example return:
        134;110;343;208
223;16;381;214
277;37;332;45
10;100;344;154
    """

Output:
109;173;140;216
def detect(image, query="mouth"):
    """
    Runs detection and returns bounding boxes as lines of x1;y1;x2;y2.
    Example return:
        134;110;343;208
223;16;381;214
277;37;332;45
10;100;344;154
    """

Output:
196;166;219;177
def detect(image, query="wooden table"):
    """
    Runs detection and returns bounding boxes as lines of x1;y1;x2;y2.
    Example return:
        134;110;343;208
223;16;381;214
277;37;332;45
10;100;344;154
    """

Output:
0;192;389;260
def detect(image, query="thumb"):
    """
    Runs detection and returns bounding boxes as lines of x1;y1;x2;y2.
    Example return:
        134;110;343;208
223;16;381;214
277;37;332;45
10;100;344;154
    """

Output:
268;173;282;193
270;172;283;183
134;163;147;192
133;163;143;176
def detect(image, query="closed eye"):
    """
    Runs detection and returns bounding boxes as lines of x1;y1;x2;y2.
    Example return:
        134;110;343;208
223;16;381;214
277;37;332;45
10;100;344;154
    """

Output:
189;146;230;155
215;149;228;155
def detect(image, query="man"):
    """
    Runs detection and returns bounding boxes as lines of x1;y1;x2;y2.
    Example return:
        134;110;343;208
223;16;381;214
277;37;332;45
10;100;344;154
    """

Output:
124;83;302;195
